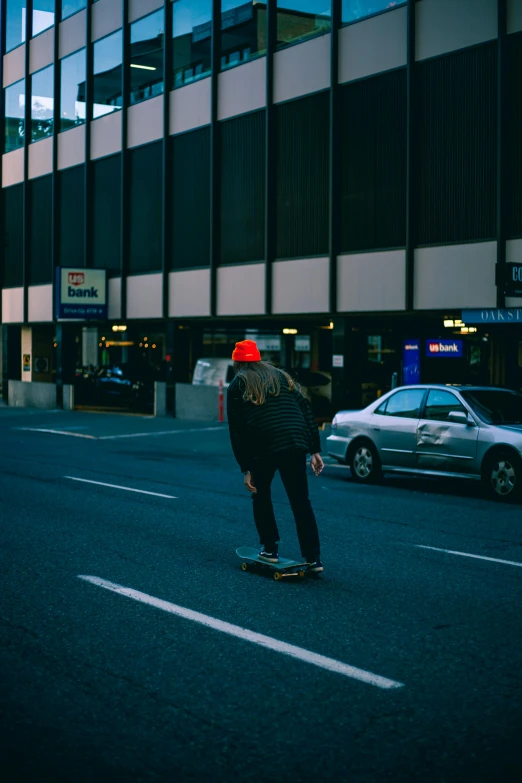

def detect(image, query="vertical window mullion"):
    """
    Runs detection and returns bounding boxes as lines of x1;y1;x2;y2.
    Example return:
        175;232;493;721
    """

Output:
210;0;221;317
84;0;93;268
162;0;173;318
121;0;130;317
23;1;34;325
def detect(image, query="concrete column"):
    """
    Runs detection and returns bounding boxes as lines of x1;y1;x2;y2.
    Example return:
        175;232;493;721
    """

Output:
82;327;98;367
154;381;167;417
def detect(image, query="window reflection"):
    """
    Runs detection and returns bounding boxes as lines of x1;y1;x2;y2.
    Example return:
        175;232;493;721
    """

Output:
31;65;54;142
130;10;165;106
6;0;26;52
4;79;25;153
173;0;212;89
220;1;266;71
62;0;86;21
342;0;406;25
33;1;55;37
93;31;123;118
276;1;331;48
60;49;86;131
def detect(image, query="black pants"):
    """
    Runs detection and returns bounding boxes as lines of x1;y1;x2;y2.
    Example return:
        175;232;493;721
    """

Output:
251;450;320;561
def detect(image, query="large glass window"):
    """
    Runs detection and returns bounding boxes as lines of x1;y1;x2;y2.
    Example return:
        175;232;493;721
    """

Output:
173;0;212;88
61;1;86;21
60;49;86;131
31;65;54;142
342;0;406;25
4;79;25;153
130;10;164;106
33;1;55;37
6;0;26;52
93;31;123;118
220;1;266;70
276;1;330;49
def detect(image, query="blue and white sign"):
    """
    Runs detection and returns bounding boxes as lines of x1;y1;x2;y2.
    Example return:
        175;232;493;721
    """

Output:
426;339;463;358
402;340;421;385
463;308;522;324
56;268;107;319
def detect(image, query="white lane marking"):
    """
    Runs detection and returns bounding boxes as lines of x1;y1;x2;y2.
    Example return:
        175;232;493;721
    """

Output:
415;544;522;569
98;426;225;440
15;427;97;439
78;575;404;690
65;476;177;499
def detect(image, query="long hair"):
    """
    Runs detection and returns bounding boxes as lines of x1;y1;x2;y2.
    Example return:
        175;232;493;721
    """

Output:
234;361;296;406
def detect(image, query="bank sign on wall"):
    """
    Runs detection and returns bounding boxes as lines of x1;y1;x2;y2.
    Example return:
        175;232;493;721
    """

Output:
56;268;107;319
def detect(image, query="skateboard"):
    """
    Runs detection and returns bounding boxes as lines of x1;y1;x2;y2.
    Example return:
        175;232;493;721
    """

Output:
236;547;309;581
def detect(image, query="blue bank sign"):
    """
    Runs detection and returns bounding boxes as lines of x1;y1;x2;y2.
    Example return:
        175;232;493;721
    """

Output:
56;268;107;319
462;308;522;324
426;339;464;358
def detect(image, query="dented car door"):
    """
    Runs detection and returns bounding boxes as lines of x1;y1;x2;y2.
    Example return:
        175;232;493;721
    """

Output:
416;389;480;474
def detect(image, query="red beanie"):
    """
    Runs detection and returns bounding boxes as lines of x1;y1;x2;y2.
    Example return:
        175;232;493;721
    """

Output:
232;340;261;363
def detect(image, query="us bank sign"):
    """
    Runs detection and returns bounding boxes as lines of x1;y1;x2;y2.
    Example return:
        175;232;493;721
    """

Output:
462;308;522;324
56;268;107;320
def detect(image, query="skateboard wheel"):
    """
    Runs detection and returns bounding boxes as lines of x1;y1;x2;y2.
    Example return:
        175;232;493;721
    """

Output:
298;570;305;578
273;571;282;581
241;562;248;572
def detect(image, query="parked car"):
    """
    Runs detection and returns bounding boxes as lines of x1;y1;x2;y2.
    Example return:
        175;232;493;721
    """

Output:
327;385;522;501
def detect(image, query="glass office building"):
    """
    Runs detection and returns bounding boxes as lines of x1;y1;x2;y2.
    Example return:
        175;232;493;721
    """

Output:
1;1;522;413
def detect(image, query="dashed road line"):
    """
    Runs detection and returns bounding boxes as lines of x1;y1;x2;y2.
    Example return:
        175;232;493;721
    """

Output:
98;426;225;440
78;575;404;690
65;476;178;499
415;544;522;569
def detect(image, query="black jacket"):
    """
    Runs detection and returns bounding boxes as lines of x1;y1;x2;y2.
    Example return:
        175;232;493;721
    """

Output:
227;372;321;472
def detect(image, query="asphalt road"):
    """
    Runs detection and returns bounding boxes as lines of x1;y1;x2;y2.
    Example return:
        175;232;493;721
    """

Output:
1;407;521;782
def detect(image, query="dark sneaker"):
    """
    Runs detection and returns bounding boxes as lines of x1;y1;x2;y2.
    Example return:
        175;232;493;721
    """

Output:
307;560;323;573
258;549;279;563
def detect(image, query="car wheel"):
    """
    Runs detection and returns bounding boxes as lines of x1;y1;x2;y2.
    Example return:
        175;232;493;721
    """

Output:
350;441;382;484
483;450;521;502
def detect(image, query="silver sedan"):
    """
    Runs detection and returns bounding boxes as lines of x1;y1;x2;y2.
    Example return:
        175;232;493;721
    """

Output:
327;385;522;501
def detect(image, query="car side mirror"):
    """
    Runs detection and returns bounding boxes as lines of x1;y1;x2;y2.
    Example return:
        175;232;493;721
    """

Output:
448;410;471;425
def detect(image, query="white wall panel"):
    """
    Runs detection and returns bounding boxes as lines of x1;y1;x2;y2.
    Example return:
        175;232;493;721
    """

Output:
274;34;330;104
272;257;329;314
29;137;53;179
2;148;24;187
414;242;497;310
92;0;122;41
337;251;406;312
218;58;266;121
1;287;24;323
127;273;163;319
58;125;85;169
28;284;53;322
170;79;211;135
217;264;265;316
3;45;25;88
508;0;522;33
127;95;163;148
339;6;407;84
30;27;54;73
90;111;122;159
169;269;211;317
59;10;87;59
505;239;522;307
108;277;122;319
129;0;163;24
416;0;497;61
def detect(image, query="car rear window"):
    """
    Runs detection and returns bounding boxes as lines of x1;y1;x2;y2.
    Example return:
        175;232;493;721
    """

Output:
377;389;425;418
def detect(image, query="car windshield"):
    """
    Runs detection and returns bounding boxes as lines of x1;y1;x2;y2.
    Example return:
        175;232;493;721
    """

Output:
461;390;522;425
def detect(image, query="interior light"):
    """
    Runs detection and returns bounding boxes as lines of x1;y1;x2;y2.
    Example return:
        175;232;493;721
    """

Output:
329;322;334;329
443;319;454;328
152;344;157;349
455;319;463;326
283;328;298;335
111;324;127;332
130;63;156;71
101;336;106;341
145;343;149;348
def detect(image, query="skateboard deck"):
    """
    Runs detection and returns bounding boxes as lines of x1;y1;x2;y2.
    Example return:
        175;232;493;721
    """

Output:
236;547;309;581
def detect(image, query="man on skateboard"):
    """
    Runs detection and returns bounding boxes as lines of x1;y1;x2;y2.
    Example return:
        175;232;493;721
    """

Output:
227;340;324;573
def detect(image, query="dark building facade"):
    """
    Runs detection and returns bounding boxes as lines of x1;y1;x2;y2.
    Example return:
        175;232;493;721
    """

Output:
1;0;522;414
